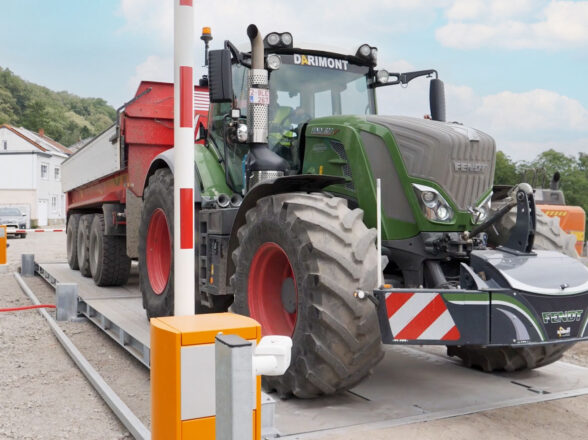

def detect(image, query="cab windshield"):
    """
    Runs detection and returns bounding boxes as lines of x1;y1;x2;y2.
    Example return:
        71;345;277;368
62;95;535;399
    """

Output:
211;54;374;193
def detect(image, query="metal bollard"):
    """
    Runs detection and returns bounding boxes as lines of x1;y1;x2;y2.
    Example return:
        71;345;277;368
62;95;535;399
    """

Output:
21;254;35;277
215;334;254;440
56;283;78;321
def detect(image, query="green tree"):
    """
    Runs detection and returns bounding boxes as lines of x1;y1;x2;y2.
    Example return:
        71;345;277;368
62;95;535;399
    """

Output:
494;151;519;185
0;66;115;146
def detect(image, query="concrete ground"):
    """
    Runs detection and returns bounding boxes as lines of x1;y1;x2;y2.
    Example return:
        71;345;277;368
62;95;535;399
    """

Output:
1;232;588;439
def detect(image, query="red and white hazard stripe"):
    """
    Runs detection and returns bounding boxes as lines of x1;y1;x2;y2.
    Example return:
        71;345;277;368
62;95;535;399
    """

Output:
194;90;209;112
385;292;460;341
15;229;64;233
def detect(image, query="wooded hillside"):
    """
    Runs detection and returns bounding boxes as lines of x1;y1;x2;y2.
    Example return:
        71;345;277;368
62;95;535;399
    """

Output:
0;67;115;146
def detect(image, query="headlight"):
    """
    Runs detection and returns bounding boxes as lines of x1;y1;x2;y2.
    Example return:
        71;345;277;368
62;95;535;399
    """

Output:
266;54;281;70
264;32;294;49
471;193;492;224
370;47;378;64
376;70;389;84
358;44;371;57
412;184;454;223
281;32;293;46
266;33;280;46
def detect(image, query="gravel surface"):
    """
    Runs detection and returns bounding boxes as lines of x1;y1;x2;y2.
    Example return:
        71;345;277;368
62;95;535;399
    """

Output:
2;232;588;439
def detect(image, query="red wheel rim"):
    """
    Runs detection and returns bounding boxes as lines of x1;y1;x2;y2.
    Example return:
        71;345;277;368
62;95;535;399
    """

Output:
146;208;171;295
248;242;298;336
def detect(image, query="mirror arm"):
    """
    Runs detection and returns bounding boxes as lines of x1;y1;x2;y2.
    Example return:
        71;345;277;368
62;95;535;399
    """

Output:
372;69;438;88
224;40;251;68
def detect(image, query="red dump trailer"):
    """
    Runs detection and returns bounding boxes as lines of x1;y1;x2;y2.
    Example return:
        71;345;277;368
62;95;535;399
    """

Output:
62;81;209;285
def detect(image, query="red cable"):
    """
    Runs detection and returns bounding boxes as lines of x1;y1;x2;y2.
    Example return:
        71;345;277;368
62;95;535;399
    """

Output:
0;304;56;312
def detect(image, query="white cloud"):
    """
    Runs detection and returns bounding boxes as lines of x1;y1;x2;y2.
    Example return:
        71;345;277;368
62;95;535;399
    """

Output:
379;78;588;161
128;55;173;94
437;0;588;50
450;88;588;161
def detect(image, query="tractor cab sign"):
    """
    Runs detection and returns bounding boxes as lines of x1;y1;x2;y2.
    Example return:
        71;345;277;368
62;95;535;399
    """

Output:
293;54;349;71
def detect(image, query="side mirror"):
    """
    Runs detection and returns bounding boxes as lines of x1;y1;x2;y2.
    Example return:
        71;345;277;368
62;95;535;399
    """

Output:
429;78;446;122
208;49;233;103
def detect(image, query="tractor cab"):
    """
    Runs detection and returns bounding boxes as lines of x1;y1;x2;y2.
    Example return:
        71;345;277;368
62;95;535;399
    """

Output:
207;31;444;195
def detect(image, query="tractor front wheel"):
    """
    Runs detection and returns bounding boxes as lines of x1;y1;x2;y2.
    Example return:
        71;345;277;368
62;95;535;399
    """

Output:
448;343;576;372
231;193;383;398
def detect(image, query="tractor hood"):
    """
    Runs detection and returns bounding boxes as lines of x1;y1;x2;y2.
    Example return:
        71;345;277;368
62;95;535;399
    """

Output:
366;116;496;210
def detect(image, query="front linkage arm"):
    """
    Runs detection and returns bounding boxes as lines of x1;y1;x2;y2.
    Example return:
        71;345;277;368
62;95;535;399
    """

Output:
470;183;536;254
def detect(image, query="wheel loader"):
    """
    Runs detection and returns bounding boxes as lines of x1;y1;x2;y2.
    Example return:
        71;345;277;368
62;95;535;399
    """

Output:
63;24;588;399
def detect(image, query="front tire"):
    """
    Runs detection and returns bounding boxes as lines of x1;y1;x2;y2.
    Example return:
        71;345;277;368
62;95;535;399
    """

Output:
448;343;576;372
231;193;383;398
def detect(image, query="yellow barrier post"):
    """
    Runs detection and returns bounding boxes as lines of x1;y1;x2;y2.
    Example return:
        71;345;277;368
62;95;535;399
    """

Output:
150;313;262;440
0;225;7;264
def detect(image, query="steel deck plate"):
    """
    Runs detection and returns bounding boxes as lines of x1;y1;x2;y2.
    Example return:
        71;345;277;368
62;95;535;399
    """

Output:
37;262;588;438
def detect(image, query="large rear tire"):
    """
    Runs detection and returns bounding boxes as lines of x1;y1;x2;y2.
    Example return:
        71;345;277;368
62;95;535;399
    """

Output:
139;169;175;318
77;214;93;277
67;214;81;270
447;343;576;372
89;214;131;286
231;193;383;398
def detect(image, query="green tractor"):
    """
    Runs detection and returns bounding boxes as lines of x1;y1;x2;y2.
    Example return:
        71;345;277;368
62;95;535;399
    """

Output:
141;25;588;398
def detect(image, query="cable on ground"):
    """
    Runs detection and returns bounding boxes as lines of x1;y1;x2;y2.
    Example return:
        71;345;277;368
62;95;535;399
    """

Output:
0;304;56;312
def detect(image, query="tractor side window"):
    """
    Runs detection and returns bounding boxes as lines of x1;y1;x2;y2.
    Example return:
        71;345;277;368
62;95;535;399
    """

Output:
208;64;250;193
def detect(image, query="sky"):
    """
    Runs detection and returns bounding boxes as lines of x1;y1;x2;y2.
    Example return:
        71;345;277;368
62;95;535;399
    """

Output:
1;0;587;162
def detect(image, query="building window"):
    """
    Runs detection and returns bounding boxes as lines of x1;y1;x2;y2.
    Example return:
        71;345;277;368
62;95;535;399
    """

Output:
41;163;49;179
2;140;6;150
54;167;60;180
51;195;58;212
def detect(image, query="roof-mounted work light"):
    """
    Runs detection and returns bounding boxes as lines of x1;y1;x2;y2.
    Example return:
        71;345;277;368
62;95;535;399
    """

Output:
355;44;377;66
264;32;294;49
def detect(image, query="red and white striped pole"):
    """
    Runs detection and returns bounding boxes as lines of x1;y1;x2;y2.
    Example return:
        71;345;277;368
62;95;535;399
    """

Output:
173;0;195;316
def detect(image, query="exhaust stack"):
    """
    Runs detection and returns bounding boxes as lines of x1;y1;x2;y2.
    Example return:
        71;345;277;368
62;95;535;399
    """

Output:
244;24;288;190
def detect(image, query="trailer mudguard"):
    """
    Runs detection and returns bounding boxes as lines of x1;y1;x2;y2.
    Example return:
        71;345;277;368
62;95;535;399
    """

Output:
224;174;346;287
375;249;588;347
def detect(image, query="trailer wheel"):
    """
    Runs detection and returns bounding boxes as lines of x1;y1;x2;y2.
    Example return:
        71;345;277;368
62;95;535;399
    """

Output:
77;214;93;277
231;193;383;398
89;214;131;286
67;214;81;270
139;169;175;318
447;342;576;372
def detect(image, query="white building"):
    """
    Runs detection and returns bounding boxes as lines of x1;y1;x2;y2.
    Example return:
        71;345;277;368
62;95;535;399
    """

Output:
0;124;72;226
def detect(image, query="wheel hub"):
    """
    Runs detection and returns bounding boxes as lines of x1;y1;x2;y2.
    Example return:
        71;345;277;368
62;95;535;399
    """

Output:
248;242;298;336
146;208;171;295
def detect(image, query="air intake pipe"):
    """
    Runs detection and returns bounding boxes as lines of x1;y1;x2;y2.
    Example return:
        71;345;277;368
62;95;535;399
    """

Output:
244;24;288;190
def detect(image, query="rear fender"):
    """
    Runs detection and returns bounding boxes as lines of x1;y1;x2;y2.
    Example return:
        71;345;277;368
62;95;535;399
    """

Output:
225;174;345;287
